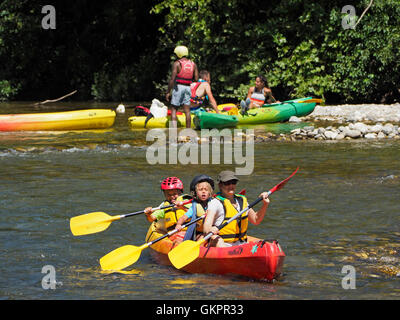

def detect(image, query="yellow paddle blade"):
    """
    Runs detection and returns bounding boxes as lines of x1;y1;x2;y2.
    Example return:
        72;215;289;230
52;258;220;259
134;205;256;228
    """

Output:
70;212;121;236
100;244;147;271
168;238;206;269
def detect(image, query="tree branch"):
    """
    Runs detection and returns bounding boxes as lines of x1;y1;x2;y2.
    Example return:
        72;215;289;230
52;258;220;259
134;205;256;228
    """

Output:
33;90;77;106
355;0;373;29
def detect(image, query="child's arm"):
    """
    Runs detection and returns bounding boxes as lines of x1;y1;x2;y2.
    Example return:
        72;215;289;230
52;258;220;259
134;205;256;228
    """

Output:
175;215;189;231
144;207;155;222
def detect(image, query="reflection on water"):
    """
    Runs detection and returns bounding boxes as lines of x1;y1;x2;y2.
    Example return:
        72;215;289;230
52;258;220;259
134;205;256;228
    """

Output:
1;102;400;299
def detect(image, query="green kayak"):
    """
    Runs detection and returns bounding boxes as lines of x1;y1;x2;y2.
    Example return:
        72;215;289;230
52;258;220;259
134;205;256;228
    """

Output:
237;97;319;125
194;110;238;129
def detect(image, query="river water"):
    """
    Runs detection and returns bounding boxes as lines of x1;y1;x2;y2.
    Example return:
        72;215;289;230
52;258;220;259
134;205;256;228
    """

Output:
1;102;399;300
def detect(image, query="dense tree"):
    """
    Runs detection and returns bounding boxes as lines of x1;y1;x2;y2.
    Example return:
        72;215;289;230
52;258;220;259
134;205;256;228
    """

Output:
1;0;399;103
0;0;163;101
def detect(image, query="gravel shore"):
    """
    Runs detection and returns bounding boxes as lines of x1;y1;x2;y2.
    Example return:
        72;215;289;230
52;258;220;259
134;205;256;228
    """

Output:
304;104;400;123
248;104;400;142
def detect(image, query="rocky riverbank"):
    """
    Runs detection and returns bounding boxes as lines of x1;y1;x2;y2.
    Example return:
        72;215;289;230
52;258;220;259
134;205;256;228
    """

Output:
262;103;400;142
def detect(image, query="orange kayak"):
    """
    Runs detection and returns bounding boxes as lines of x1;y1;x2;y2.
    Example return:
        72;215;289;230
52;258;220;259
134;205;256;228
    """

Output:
145;222;285;281
0;109;116;131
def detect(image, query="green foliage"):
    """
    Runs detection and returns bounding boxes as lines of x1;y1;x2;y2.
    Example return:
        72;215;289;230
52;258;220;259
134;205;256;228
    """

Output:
0;0;399;103
151;0;400;104
0;80;20;101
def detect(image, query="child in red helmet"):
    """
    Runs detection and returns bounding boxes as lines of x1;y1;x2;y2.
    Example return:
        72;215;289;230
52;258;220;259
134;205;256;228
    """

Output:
144;177;191;232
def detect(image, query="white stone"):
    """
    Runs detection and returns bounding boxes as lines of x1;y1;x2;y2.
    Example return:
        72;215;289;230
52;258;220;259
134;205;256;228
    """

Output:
289;116;302;123
324;131;338;140
353;122;369;134
364;133;377;139
377;132;386;139
370;124;383;133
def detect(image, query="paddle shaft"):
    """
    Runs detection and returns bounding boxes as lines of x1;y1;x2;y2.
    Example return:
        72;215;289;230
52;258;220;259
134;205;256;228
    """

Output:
202;168;298;242
201;196;265;242
114;190;244;219
120;199;193;219
258;98;322;108
124;189;245;219
145;214;205;247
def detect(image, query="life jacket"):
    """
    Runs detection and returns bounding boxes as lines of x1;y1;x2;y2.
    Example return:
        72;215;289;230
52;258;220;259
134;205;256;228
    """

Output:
216;194;248;243
182;198;210;241
134;106;150;116
176;59;195;85
163;194;192;231
250;87;266;105
190;79;209;104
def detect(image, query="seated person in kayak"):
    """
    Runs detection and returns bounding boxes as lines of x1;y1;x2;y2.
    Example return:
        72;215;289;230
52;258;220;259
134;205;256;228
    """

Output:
240;75;279;114
204;170;270;247
190;70;220;114
144;177;191;234
175;175;223;242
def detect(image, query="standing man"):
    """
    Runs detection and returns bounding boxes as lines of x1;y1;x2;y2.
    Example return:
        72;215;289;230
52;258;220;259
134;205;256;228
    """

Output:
165;45;199;128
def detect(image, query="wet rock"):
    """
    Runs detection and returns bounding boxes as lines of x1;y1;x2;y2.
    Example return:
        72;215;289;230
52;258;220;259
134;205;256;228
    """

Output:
377;132;386;139
370;124;383;133
324;130;338;140
365;133;377;139
335;133;345;140
382;123;394;135
344;128;362;138
353;122;369;134
289;116;302;122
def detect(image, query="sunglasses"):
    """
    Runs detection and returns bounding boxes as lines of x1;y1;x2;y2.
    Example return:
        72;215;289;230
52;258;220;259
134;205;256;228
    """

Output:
222;180;237;186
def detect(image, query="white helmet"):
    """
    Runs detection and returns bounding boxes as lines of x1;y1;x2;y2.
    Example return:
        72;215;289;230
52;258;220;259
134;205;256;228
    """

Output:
174;45;189;58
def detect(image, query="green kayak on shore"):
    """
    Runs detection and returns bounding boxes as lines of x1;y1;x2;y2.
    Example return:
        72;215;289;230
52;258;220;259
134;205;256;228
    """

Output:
237;97;319;125
194;110;238;130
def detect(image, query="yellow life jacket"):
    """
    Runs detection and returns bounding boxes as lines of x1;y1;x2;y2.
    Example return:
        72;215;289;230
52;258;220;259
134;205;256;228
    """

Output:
194;202;206;233
163;194;192;231
216;194;248;243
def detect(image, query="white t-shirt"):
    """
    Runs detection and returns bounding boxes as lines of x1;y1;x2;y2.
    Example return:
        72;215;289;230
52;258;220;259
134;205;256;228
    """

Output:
206;198;225;226
184;198;225;225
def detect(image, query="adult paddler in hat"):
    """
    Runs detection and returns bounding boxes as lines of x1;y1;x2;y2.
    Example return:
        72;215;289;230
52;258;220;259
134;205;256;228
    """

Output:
203;170;271;247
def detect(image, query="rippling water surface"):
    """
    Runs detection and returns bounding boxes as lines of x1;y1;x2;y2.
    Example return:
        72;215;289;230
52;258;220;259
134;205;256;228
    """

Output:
1;102;399;300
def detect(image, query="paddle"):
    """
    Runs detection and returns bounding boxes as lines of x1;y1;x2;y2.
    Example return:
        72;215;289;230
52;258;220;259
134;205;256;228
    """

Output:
297;98;323;104
70;200;192;236
167;168;299;270
99;214;205;271
99;189;246;271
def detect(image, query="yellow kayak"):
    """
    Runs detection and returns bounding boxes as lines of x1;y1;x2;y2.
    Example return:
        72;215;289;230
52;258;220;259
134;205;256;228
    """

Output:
0;109;116;131
128;104;237;129
129;114;195;129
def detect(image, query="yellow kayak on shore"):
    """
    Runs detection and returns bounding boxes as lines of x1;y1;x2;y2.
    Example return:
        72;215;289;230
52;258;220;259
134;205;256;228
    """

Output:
129;114;195;129
128;104;237;129
0;109;116;131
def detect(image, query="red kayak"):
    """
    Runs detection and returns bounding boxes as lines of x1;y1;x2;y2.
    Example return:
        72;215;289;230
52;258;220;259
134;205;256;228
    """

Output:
145;223;285;281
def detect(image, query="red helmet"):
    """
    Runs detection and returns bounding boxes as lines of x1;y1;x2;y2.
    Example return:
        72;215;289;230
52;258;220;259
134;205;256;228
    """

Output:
161;177;184;191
